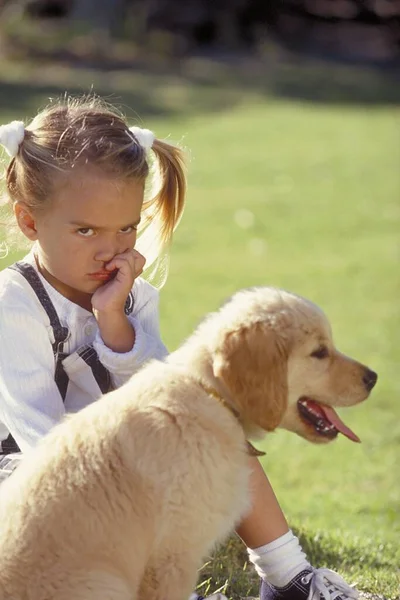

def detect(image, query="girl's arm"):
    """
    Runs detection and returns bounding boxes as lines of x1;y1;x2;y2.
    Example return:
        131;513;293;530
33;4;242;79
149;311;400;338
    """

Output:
0;306;66;452
93;278;168;389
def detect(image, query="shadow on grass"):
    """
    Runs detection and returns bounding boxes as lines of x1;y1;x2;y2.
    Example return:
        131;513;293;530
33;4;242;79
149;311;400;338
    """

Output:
182;50;400;106
0;79;173;119
261;59;400;105
0;62;253;122
0;50;399;124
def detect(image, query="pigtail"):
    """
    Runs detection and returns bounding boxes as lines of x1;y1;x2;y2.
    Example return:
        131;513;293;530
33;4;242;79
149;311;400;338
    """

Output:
144;138;186;247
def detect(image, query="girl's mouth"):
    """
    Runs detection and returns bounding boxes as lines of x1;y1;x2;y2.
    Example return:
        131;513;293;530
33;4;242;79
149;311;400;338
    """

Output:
88;271;113;281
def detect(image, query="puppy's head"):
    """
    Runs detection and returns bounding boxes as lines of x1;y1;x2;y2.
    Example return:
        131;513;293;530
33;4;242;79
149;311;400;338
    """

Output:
208;287;377;443
280;294;377;444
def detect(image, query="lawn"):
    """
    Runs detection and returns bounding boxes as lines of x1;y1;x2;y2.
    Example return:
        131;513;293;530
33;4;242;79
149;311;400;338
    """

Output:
0;54;399;598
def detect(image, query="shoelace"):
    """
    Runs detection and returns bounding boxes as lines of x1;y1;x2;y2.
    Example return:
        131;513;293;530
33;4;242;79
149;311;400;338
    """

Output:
303;568;359;600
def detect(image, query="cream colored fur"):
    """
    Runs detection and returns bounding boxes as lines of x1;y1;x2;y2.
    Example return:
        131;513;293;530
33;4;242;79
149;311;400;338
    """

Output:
0;287;375;600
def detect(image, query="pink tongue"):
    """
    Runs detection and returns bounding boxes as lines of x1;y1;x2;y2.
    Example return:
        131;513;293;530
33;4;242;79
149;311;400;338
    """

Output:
319;405;361;443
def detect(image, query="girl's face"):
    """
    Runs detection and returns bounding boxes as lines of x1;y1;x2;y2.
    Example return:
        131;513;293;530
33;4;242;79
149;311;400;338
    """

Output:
19;171;144;306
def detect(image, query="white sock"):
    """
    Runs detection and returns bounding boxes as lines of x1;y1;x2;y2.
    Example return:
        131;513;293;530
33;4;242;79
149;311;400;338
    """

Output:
247;530;311;587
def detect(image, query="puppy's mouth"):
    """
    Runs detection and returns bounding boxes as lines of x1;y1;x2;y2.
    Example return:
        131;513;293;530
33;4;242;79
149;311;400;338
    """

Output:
297;398;361;443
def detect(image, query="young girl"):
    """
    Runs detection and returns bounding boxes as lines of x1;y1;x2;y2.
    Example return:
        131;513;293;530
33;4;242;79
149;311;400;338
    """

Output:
0;97;358;600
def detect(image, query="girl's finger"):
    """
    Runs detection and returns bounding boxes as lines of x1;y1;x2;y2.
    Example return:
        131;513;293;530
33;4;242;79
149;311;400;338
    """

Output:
129;249;146;275
107;257;134;276
106;250;145;278
133;253;146;276
132;249;146;262
105;254;133;273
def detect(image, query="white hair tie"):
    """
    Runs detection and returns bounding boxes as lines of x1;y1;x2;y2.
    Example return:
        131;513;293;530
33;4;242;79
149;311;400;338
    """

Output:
129;126;155;151
0;120;25;157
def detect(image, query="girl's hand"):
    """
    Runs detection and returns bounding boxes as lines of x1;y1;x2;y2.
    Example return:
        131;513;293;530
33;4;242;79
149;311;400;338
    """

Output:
91;250;145;353
91;249;145;315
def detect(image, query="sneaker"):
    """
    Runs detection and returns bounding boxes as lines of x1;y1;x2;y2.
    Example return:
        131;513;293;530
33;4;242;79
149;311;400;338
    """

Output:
260;568;359;600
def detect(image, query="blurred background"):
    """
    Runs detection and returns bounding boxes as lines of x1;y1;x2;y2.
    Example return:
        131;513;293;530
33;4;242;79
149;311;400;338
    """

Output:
0;1;399;598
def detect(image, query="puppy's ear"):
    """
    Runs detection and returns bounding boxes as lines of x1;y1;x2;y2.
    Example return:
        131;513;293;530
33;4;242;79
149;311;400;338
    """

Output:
213;323;288;431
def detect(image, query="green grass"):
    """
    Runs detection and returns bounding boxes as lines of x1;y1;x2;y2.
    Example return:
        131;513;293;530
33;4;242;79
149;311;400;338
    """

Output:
0;54;399;598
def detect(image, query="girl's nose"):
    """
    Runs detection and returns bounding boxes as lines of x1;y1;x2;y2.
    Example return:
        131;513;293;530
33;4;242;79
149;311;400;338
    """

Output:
94;237;122;264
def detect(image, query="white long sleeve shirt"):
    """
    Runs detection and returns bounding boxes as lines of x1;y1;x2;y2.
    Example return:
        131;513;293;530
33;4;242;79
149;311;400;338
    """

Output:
0;251;168;453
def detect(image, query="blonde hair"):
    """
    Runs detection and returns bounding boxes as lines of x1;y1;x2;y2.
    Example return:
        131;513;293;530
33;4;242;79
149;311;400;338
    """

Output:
1;95;186;285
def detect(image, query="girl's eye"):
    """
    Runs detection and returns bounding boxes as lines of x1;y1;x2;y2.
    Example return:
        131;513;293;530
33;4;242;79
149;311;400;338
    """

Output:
119;226;135;234
310;346;329;360
77;228;94;237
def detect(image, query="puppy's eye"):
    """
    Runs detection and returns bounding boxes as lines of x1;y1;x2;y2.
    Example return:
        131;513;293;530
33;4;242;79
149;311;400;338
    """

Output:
311;346;329;359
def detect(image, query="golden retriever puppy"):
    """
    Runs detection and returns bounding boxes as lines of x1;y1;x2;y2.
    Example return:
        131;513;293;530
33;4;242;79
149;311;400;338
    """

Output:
0;287;377;600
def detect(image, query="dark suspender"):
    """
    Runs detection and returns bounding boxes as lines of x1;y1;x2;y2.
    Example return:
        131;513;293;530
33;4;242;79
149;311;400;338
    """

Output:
9;262;72;399
76;345;111;395
1;261;134;454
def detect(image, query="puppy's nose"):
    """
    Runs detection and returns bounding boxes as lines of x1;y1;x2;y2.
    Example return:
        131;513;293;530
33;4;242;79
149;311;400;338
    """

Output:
362;368;378;391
